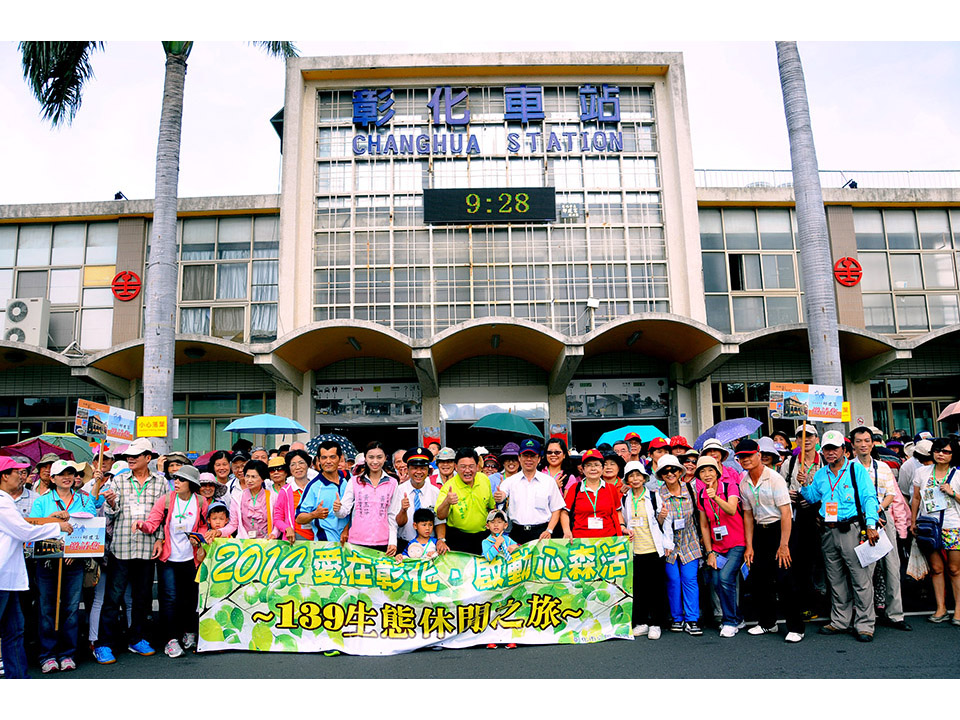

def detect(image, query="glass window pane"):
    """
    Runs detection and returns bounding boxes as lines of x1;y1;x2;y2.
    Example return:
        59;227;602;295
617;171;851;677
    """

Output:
16;224;51;265
928;294;960;328
82;288;114;307
858;253;889;291
19;397;67;416
761;254;795;289
182;265;214;301
853;209;885;250
723;209;759;250
766;297;799;325
49;268;80;304
189;394;237;414
16;270;47;298
702;253;727;292
758;209;793;249
253;216;279;258
895;295;928;331
215;420;233;452
918;209;952;249
48;311;76;350
732;296;765;332
884;209;918;250
0;227;17;266
217;264;248;300
181;218;215;260
239;393;264;414
721;382;745;403
705;296;731;333
0;269;13;307
729;254;761;290
188;419;212;453
51;224;85;266
921;253;956;289
80;308;113;350
211;306;244;342
250;304;277;342
863;294;895;333
217;217;251;259
179;307;210;335
86;223;119;264
890;254;922;289
887;379;910;398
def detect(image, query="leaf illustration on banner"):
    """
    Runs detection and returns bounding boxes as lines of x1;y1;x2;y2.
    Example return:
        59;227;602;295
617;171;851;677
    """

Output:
231;607;245;630
276;634;298;652
252;622;273;651
199;618;224;642
210;582;232;598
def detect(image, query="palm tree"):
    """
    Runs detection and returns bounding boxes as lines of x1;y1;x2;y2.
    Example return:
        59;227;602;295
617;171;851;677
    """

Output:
776;41;843;428
20;41;297;452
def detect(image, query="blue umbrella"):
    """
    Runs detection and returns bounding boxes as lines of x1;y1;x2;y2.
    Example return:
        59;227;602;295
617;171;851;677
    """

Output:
594;425;668;447
694;417;763;450
223;414;307;434
306;433;358;460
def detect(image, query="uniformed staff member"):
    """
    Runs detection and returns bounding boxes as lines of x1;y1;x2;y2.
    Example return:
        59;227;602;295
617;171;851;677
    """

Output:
799;430;880;642
388;447;446;555
493;438;568;544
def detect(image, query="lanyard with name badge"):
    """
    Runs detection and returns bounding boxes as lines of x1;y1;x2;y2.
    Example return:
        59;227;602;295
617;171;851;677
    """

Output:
671;494;686;530
631;490;647;527
585;485;604;529
824;461;849;522
704;485;729;541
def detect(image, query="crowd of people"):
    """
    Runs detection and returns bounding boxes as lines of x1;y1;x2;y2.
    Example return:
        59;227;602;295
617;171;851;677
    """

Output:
0;423;958;677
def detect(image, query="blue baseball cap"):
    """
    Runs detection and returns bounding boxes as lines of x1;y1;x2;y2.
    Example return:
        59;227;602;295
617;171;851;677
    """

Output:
519;438;542;455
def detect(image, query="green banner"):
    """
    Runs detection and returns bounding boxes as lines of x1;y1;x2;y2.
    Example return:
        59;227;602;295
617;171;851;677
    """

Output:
196;537;633;655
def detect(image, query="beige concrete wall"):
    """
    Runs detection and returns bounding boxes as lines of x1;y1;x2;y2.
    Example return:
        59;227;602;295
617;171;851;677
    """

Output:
112;217;146;344
826;205;865;328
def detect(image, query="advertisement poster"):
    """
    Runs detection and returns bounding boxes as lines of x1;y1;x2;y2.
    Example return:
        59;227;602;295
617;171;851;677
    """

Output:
74;399;136;444
768;383;844;422
196;537;633;656
63;516;106;558
566;378;669;418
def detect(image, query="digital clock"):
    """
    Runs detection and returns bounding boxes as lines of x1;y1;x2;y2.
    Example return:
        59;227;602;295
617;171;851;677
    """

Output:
423;187;556;224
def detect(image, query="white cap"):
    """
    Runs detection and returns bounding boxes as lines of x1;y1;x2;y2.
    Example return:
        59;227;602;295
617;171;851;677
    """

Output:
820;430;846;449
795;423;818;437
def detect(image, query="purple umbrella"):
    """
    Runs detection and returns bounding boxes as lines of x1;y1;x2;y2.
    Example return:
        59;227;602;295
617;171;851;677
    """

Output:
694;417;764;451
0;437;73;464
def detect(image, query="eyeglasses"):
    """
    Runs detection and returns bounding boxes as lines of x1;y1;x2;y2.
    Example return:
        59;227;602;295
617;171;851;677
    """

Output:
934;448;953;454
661;468;682;475
545;450;563;455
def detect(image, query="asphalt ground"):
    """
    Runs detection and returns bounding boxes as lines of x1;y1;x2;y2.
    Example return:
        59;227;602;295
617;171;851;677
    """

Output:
30;611;960;680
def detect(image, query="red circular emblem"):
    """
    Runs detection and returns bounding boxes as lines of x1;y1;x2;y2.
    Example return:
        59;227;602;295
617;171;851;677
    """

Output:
111;271;142;301
833;257;863;287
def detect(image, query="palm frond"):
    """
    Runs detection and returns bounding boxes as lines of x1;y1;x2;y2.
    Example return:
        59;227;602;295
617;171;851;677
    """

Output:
18;41;104;127
250;41;299;59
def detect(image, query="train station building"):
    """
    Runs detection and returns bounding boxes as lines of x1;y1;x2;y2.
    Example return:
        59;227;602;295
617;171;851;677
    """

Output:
1;52;958;451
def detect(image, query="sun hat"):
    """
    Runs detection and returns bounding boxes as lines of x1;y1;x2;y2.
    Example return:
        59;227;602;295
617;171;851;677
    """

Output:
694;456;722;477
198;472;217;485
268;456;287;469
656;454;684;476
700;438;730;462
623;460;648;477
173;465;202;490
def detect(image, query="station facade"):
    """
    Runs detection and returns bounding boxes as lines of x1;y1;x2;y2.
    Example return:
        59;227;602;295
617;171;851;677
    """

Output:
1;52;958;452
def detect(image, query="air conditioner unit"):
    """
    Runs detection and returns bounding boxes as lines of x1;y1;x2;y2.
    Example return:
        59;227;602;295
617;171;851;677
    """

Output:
4;298;51;346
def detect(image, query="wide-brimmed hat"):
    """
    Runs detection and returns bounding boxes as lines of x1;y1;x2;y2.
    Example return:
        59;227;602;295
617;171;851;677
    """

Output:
623;460;648;477
172;465;201;489
656;454;684;476
694;456;722;477
121;438;158;459
37;452;61;467
700;438;730;461
758;436;780;456
198;472;217;485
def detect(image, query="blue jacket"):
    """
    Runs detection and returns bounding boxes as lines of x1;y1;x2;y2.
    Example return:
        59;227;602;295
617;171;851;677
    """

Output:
800;459;879;528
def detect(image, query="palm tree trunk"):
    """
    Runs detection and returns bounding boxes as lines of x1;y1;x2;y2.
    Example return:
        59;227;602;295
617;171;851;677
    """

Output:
142;50;187;453
776;41;843;428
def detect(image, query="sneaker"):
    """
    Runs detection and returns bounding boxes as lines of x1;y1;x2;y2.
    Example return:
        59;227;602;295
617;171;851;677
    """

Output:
785;632;804;643
128;640;156;656
164;639;184;658
632;624;649;637
93;646;116;664
41;658;59;674
735;620;747;629
486;643;498;649
748;623;778;635
719;625;739;638
669;621;684;632
182;633;197;650
647;626;662;640
505;643;517;649
59;657;77;671
684;622;703;636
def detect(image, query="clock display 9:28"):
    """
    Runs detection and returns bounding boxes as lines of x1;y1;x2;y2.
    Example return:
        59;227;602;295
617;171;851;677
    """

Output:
466;191;530;216
422;187;556;224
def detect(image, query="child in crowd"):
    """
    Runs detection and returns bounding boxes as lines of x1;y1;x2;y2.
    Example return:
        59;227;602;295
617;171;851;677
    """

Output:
402;508;438;559
481;509;518;562
193;502;230;563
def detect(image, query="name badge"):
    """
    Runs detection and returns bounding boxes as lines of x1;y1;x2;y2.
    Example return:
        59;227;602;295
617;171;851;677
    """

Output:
248;530;258;539
631;515;646;527
713;525;728;541
674;517;685;530
824;501;839;522
587;516;603;530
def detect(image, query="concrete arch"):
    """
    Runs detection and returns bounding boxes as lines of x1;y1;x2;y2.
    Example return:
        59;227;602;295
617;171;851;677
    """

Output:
0;341;75;372
900;324;960;351
271;320;415;372
427;317;569;374
581;312;725;364
85;335;257;379
733;323;899;364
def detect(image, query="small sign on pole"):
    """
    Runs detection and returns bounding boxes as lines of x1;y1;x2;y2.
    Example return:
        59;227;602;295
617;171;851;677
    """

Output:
136;416;168;437
841;402;852;423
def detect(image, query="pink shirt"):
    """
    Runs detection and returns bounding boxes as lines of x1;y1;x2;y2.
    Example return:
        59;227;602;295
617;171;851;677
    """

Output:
222;488;279;539
694;478;746;553
336;474;398;547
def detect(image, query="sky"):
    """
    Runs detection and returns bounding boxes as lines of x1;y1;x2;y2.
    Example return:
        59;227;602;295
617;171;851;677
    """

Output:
2;3;959;205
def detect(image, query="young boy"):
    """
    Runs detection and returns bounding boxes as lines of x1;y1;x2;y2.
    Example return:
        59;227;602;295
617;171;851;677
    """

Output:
481;509;518;562
402;508;438;559
193;502;230;563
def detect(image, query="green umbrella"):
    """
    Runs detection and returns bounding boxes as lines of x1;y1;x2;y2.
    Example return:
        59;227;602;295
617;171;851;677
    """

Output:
469;412;544;440
39;433;94;463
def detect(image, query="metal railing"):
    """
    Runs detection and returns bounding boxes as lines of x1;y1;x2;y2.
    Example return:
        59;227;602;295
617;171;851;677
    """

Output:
694;169;960;190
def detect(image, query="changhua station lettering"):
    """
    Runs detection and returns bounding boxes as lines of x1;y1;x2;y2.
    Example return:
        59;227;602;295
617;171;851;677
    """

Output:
351;84;623;156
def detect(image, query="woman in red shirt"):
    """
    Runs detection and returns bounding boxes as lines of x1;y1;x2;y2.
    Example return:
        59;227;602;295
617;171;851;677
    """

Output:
563;449;625;538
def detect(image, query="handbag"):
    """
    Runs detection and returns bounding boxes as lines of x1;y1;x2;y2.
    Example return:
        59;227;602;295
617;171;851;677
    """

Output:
915;511;944;555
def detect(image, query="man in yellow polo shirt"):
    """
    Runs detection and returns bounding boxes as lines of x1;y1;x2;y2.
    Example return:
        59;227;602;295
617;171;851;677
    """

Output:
436;447;495;555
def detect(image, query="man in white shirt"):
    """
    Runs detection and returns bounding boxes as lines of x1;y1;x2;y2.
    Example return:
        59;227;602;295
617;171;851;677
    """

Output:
493;438;567;545
388;447;445;553
0;456;72;678
851;426;911;632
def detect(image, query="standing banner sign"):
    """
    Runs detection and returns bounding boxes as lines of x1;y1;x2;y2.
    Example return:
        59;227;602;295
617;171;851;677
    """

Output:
196;538;633;655
768;383;844;422
74;399;136;445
